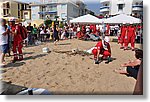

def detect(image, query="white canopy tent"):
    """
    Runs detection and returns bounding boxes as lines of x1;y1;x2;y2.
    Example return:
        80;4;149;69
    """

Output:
70;14;103;24
104;14;141;24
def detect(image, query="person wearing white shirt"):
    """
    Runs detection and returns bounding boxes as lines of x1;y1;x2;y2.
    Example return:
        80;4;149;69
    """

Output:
0;19;9;66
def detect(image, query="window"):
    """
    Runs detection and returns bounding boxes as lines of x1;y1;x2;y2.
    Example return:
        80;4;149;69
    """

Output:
3;9;6;15
118;4;124;11
135;2;139;5
61;4;66;9
61;13;66;18
18;4;20;9
105;4;108;6
21;4;24;10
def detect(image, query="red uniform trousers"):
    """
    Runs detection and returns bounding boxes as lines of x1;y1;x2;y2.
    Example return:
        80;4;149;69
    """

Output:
124;27;136;49
124;35;136;49
13;35;23;60
92;48;111;59
120;27;127;47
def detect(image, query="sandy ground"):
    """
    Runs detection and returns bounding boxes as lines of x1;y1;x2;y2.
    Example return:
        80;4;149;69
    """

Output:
0;38;142;95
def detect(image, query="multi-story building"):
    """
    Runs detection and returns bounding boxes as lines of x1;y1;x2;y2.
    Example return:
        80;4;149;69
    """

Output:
0;0;31;20
30;0;90;21
100;0;143;18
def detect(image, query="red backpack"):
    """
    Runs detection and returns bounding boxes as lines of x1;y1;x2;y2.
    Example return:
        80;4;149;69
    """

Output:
19;26;28;40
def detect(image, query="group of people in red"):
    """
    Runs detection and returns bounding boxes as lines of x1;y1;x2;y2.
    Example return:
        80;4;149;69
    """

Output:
76;24;99;40
119;22;139;51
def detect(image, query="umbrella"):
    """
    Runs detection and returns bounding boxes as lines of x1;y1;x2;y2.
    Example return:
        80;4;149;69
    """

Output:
104;14;141;24
70;14;103;24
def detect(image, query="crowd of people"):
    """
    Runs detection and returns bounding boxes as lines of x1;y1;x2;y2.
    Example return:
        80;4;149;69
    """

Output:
0;18;143;80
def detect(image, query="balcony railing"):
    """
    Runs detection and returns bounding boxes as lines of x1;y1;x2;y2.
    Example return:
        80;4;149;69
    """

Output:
38;11;57;15
100;6;110;12
132;5;143;8
100;6;110;10
132;5;143;11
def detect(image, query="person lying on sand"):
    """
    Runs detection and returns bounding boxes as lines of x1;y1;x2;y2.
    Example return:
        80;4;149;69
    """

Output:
92;36;112;64
114;49;143;79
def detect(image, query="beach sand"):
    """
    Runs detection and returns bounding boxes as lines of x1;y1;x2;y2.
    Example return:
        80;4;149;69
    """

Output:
0;38;142;95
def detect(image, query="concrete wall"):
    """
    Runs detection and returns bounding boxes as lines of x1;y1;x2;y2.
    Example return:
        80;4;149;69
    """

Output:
67;2;79;21
10;2;18;17
110;0;133;15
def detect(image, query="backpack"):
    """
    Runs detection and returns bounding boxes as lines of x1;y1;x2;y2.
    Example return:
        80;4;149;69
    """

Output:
20;26;27;40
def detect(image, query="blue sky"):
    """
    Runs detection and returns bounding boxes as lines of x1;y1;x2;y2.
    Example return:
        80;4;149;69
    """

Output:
17;0;100;14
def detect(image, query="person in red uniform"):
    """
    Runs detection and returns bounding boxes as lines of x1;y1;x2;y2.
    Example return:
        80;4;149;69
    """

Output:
82;25;86;34
120;22;127;49
106;24;110;36
92;36;111;64
9;19;23;62
124;22;136;51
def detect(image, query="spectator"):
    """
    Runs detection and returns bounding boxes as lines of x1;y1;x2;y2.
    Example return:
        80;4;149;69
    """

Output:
0;19;9;66
53;24;59;45
32;24;38;41
114;49;143;79
27;23;33;45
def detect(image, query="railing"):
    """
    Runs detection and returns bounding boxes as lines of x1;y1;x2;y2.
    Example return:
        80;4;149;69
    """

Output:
132;5;143;11
100;6;110;10
132;5;143;8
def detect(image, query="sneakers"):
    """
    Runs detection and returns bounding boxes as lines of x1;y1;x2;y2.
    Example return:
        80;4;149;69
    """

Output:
94;60;99;64
105;57;112;64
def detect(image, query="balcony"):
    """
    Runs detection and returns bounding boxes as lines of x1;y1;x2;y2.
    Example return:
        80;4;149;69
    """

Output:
132;5;143;11
100;6;110;13
38;11;57;15
100;0;110;4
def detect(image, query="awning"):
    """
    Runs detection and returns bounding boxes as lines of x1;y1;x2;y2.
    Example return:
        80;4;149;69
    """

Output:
104;14;141;24
70;14;103;24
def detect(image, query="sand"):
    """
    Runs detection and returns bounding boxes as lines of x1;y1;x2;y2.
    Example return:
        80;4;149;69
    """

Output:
0;38;142;95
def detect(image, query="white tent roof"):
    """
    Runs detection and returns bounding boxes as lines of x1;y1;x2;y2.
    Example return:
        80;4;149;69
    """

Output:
70;14;103;24
104;14;141;24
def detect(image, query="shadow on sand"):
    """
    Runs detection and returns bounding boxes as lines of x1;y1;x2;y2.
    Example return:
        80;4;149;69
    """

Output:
23;54;47;61
4;62;26;68
57;43;71;46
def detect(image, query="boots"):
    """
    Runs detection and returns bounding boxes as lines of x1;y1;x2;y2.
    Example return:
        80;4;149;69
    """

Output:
18;54;23;61
12;55;18;63
12;54;23;63
105;57;112;64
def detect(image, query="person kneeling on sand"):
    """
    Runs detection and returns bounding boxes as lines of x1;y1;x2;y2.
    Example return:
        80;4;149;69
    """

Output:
114;49;143;79
0;19;9;67
92;36;112;64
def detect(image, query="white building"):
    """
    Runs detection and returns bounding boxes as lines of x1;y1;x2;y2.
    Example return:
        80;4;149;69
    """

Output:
100;0;143;18
30;0;89;21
